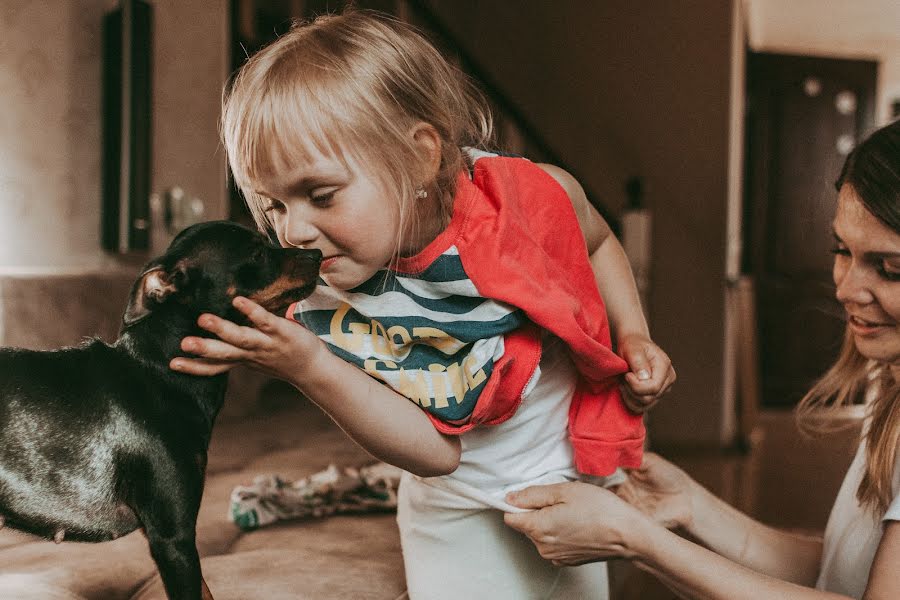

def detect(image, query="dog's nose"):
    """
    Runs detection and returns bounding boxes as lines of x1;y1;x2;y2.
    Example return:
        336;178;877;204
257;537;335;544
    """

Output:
284;247;322;272
296;248;323;265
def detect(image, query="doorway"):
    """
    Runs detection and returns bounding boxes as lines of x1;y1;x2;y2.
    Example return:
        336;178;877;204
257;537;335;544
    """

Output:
744;52;877;408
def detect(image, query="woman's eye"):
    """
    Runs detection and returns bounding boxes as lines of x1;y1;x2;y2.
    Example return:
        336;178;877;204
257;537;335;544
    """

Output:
829;246;850;257
878;261;900;281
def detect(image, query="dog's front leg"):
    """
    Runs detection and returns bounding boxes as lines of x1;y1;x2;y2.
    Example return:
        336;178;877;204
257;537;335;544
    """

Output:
144;532;209;600
128;461;210;600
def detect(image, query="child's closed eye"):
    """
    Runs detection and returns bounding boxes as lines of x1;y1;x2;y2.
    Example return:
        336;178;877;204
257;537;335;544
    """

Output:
310;189;337;207
261;198;285;213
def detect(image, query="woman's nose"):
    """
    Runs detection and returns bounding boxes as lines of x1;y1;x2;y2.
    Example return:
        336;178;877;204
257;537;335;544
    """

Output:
834;262;875;306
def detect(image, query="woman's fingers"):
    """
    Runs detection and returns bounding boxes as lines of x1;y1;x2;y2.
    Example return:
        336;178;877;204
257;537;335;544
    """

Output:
505;483;567;510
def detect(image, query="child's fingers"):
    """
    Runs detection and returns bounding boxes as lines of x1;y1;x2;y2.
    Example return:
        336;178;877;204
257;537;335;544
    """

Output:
625;346;675;396
196;313;271;351
622;345;652;383
624;369;667;396
234;296;313;344
660;365;677;394
181;335;253;361
170;356;237;376
233;296;282;333
621;386;659;413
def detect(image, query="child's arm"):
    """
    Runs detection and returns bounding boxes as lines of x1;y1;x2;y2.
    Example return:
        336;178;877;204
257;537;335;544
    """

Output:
171;296;461;477
537;164;676;411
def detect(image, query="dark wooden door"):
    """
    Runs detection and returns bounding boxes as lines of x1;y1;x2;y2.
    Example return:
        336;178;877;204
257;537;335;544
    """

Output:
744;52;877;409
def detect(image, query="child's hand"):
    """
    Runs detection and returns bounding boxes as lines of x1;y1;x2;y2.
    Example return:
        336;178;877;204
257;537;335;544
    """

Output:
618;334;675;412
170;296;324;385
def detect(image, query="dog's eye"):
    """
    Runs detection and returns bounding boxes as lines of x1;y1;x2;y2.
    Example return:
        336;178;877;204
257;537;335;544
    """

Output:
236;263;262;287
172;268;188;287
251;247;269;263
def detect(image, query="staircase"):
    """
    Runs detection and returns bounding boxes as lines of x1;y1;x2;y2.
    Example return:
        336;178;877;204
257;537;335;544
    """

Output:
229;0;627;228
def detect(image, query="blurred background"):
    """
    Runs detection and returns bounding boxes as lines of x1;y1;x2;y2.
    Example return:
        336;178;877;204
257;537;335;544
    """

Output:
0;1;897;596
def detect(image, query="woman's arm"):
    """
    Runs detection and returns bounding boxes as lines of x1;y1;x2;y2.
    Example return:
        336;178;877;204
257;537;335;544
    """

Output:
676;473;824;585
172;297;461;477
634;519;846;600
616;453;823;585
504;482;855;600
536;163;675;407
863;520;900;600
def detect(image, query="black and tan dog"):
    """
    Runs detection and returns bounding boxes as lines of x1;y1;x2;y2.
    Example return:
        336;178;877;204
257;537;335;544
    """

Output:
0;221;320;600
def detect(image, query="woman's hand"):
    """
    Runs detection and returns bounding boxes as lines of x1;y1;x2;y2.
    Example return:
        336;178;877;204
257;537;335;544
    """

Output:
170;296;324;385
616;452;696;531
504;482;651;566
618;333;676;412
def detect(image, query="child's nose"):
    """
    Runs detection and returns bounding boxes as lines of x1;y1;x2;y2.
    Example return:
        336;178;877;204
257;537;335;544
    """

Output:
283;215;318;249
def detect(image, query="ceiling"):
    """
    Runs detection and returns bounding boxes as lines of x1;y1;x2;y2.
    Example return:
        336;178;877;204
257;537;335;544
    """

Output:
744;0;900;58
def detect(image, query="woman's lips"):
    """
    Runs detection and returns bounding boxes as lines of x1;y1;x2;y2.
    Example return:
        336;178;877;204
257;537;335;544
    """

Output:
848;314;894;336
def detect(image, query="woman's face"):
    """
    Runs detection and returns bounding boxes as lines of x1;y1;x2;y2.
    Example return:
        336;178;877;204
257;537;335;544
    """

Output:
832;184;900;364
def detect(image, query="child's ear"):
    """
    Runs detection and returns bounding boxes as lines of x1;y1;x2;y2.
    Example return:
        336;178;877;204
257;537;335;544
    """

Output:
410;122;442;183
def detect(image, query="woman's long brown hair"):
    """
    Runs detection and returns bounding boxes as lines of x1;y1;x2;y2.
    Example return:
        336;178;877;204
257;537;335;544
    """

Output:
797;119;900;515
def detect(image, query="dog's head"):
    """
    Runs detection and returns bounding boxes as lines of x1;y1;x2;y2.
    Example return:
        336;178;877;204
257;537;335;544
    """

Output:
123;221;321;327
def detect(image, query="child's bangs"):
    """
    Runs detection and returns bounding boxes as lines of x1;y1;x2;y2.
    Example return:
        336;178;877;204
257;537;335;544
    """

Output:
237;91;355;192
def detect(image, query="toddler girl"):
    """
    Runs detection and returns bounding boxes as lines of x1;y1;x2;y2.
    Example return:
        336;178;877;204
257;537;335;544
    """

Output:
173;10;674;599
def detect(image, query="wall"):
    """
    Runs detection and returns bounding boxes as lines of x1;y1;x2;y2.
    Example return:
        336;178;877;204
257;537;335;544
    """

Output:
0;0;228;270
745;0;900;126
427;1;739;446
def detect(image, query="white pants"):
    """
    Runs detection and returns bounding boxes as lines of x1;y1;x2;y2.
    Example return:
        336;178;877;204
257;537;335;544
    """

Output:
397;338;612;599
397;473;610;600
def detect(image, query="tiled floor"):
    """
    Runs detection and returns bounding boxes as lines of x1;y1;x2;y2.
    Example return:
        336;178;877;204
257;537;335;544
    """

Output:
611;410;862;599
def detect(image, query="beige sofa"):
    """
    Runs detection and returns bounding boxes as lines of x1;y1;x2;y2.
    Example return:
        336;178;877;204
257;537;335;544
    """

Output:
0;271;407;600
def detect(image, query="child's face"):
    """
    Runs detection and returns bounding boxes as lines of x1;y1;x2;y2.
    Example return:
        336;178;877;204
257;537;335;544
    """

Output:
254;147;403;290
832;185;900;364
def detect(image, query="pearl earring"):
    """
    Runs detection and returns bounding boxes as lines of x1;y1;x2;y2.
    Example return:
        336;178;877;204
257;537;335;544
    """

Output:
415;187;428;200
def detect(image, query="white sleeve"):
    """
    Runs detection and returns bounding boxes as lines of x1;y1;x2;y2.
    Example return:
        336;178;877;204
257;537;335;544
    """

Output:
885;494;900;522
883;473;900;522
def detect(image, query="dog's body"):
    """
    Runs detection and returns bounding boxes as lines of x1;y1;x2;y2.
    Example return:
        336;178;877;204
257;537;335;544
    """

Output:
0;221;320;600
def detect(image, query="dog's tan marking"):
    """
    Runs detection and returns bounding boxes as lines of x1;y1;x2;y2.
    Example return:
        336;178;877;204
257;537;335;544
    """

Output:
248;276;308;310
0;515;5;529
54;528;65;544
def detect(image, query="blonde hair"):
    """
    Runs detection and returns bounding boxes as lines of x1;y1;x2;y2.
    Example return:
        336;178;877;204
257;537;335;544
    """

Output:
796;120;900;516
796;331;900;515
222;10;494;255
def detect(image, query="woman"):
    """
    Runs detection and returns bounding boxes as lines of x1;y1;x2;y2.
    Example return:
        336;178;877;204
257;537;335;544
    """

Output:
504;119;900;600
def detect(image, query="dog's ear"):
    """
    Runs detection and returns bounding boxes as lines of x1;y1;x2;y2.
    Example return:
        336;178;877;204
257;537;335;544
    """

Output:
123;266;179;326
